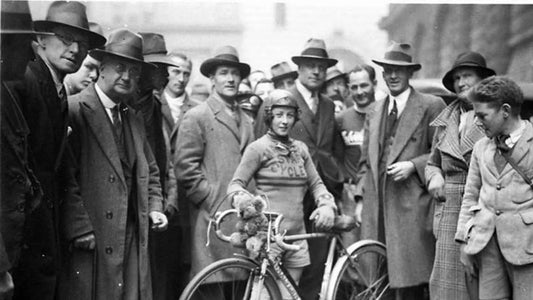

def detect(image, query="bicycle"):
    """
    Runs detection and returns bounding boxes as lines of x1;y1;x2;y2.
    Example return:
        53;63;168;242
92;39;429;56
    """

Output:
179;208;391;300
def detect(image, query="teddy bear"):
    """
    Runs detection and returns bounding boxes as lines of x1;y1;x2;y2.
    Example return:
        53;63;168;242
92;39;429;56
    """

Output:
229;192;270;260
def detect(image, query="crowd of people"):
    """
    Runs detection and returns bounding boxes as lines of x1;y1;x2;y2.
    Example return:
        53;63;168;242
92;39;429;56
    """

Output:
2;1;533;300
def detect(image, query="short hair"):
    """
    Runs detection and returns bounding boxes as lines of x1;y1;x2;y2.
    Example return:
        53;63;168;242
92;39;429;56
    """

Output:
348;64;376;82
467;76;523;116
168;52;193;69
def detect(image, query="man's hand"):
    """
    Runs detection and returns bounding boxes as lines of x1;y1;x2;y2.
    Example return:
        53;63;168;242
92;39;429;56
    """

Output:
428;173;446;201
149;211;168;232
386;161;415;181
310;206;335;230
73;232;96;250
0;271;13;299
459;244;478;278
341;130;364;146
354;199;363;227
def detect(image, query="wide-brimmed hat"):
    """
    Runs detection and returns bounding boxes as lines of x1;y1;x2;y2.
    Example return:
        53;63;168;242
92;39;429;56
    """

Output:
237;92;263;113
372;41;421;71
326;66;346;83
2;0;42;35
138;32;181;68
90;28;154;67
442;51;496;93
270;61;298;83
33;1;106;49
200;45;250;78
291;38;337;68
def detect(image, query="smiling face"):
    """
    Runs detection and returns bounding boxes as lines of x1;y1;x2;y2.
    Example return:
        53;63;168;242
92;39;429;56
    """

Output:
297;58;328;92
210;65;241;101
382;65;412;96
98;56;142;101
270;106;297;136
37;25;89;76
349;70;376;108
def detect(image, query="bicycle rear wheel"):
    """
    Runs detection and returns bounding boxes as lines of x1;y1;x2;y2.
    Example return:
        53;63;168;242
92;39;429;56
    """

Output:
327;240;392;300
179;256;282;300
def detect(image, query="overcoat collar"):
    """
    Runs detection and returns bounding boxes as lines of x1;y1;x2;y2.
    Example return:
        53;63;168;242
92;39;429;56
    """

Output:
289;85;329;144
367;98;386;187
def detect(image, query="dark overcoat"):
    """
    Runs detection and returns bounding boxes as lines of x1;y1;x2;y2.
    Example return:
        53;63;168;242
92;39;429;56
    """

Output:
59;84;164;300
356;87;445;288
425;100;485;300
174;95;254;281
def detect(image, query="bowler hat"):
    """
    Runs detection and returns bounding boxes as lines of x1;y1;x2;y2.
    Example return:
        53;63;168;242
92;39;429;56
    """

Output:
325;66;346;83
271;61;298;83
372;41;421;71
200;45;250;78
442;51;496;93
138;32;181;68
33;1;106;49
237;92;263;113
90;28;154;67
1;0;43;35
291;38;337;68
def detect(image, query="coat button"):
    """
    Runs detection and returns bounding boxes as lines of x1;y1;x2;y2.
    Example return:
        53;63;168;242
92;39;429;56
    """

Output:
496;184;501;190
105;211;113;219
109;175;115;183
105;246;113;254
495;210;503;216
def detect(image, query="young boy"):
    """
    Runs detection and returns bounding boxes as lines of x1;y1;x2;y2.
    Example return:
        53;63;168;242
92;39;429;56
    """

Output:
456;76;533;300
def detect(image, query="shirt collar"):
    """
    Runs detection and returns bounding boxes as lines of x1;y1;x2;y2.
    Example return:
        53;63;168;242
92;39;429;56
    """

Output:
506;120;527;148
212;91;238;111
296;79;314;101
95;83;118;109
40;54;64;95
388;87;411;116
164;90;186;105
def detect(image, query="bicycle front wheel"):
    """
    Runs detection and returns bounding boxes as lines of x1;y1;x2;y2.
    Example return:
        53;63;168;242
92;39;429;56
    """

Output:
179;256;282;300
327;240;392;300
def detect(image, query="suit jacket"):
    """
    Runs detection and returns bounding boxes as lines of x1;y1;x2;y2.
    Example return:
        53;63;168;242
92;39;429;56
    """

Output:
456;121;533;266
60;84;163;300
174;95;254;279
160;92;198;155
356;87;445;287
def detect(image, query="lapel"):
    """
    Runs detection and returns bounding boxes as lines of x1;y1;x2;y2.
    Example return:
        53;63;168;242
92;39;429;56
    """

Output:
159;92;174;130
207;95;241;142
387;88;425;165
79;85;126;187
368;99;386;187
431;100;466;162
171;93;194;138
125;108;144;168
316;93;333;144
238;107;254;153
289;86;317;143
499;121;533;177
460;115;486;156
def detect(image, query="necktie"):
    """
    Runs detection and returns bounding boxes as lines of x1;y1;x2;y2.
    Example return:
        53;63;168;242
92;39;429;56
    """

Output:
494;134;510;173
111;105;123;145
59;85;68;113
385;99;398;139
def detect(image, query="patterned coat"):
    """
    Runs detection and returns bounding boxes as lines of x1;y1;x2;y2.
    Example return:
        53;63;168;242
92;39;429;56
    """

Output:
425;100;485;300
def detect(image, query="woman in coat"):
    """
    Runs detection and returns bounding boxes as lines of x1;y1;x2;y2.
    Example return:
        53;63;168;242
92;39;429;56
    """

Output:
425;51;495;300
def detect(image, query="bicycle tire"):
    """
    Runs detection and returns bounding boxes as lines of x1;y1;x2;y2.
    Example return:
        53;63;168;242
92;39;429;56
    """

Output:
326;240;392;300
179;256;282;300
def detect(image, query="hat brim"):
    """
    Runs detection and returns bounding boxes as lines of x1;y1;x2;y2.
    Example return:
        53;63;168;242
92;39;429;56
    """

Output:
144;54;182;68
34;20;106;49
326;73;346;83
200;58;251;78
271;71;298;83
89;49;155;68
372;59;421;71
291;56;337;68
442;64;496;93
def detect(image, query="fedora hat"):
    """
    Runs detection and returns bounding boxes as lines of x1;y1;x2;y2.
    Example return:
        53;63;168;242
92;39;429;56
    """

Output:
372;41;421;71
442;51;496;93
1;0;44;35
325;66;346;83
270;61;298;83
200;45;250;78
90;28;154;68
33;1;106;49
291;38;337;68
138;32;181;68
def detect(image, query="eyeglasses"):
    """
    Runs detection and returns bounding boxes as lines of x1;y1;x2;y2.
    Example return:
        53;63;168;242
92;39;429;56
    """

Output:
54;32;90;50
112;63;141;79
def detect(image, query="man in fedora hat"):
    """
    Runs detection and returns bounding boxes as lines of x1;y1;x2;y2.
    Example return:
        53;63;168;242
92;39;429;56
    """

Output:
1;1;44;297
281;37;344;300
60;28;168;300
271;61;298;90
426;51;495;300
175;45;254;296
64;22;105;96
324;66;351;107
354;41;445;299
10;1;105;299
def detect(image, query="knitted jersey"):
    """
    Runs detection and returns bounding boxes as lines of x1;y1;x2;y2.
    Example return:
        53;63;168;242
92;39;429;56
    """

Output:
228;134;335;235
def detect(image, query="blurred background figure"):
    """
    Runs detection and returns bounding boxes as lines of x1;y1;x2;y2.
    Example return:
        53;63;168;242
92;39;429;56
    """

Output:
190;82;210;102
331;94;347;116
64;22;103;96
253;78;274;100
324;65;351;107
238;78;252;94
270;61;298;90
248;69;266;91
237;92;263;125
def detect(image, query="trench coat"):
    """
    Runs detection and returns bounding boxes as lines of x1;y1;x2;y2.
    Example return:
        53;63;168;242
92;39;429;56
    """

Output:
356;87;445;288
174;95;254;281
456;121;533;266
425;100;485;299
59;84;164;300
12;56;74;299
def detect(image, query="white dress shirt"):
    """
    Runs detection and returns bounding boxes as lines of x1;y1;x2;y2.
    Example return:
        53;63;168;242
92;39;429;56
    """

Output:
388;88;411;117
95;83;121;123
165;91;186;123
296;79;318;113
